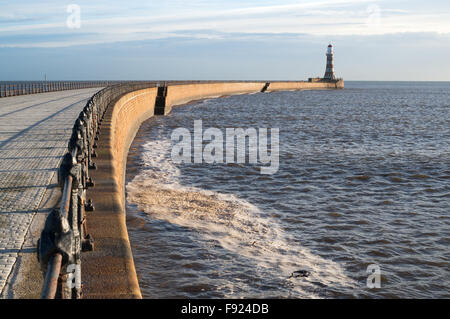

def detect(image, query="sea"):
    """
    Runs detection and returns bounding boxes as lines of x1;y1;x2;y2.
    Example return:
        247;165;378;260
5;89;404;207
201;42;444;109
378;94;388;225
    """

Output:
125;81;449;298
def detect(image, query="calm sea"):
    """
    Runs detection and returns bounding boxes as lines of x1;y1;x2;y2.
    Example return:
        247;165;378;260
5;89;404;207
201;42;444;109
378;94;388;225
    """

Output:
125;81;449;298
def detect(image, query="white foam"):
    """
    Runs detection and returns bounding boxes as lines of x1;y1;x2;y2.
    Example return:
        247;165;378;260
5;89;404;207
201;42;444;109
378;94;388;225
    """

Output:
126;134;356;298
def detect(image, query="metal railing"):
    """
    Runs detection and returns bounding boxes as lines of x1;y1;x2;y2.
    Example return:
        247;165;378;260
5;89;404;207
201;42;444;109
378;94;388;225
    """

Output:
37;82;159;299
0;81;121;98
0;80;313;99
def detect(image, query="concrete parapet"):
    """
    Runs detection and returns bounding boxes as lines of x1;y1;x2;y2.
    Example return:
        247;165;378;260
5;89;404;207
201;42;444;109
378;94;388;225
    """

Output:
266;80;344;92
82;87;157;299
165;82;266;114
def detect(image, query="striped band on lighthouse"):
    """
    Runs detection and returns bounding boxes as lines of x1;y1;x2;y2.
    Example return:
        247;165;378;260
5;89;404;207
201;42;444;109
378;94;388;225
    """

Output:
324;44;336;80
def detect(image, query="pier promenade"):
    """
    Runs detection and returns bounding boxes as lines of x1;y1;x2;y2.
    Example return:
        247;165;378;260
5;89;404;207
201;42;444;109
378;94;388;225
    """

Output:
0;88;101;296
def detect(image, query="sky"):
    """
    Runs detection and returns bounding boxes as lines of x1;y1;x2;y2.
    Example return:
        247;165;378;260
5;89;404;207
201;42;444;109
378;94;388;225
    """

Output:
1;0;450;81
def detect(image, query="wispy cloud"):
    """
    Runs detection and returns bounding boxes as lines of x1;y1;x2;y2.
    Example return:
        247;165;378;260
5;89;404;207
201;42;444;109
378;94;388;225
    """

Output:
1;0;450;48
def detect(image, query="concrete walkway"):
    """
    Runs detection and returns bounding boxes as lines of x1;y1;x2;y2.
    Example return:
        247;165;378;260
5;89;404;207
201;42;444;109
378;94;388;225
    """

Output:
0;88;101;296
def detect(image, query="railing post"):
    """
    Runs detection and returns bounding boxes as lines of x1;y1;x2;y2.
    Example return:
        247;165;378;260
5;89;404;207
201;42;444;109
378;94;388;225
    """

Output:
69;161;82;299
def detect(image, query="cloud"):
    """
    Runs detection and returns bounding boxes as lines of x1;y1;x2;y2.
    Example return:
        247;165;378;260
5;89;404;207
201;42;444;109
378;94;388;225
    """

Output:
1;0;450;48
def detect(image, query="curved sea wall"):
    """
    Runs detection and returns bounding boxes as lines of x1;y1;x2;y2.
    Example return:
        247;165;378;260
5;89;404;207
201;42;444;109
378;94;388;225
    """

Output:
82;87;158;299
82;81;342;298
164;82;266;114
267;80;344;92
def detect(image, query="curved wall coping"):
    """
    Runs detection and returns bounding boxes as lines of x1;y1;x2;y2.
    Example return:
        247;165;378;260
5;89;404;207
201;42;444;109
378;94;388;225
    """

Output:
82;87;157;299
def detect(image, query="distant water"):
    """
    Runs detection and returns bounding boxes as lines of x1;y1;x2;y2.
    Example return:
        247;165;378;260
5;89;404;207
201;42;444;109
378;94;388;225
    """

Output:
125;81;450;298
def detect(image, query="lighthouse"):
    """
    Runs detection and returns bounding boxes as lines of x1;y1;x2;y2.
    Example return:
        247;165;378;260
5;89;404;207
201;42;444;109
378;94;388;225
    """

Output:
323;44;336;81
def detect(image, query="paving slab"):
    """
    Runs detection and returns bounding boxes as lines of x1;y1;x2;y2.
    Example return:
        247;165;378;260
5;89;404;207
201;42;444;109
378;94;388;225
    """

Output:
0;88;102;296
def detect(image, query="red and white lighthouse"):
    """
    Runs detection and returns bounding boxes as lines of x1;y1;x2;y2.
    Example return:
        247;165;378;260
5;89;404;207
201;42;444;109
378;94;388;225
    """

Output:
323;44;336;80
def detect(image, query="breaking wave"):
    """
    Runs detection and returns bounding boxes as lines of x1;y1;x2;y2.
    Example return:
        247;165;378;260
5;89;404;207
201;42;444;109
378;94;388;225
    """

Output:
126;135;355;298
